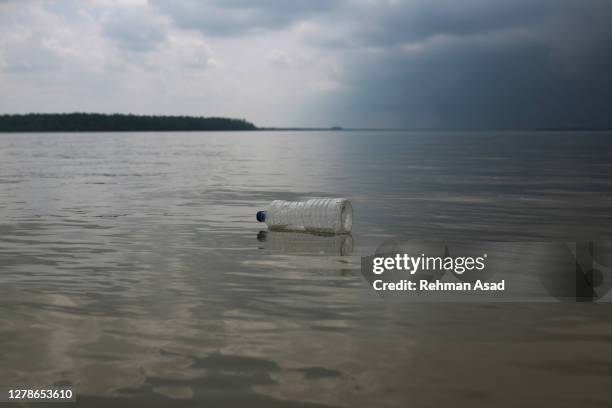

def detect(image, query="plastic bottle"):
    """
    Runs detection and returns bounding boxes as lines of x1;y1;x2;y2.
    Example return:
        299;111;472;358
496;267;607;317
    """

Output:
256;198;353;234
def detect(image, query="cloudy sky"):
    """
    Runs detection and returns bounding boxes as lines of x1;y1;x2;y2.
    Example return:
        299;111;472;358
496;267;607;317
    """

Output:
1;0;611;128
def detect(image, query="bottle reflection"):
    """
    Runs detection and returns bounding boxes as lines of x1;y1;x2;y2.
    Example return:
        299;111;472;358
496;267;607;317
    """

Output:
257;230;353;256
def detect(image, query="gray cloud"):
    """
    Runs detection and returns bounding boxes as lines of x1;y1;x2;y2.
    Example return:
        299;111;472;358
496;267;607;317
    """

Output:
151;0;342;36
0;37;60;74
350;1;557;46
101;7;168;53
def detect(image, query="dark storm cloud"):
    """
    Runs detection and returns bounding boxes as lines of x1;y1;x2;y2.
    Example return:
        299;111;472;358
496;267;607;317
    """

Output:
337;37;611;128
151;0;342;36
347;0;558;46
319;0;612;128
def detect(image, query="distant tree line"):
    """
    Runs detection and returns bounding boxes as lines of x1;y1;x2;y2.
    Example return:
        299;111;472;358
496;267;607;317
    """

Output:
0;113;257;132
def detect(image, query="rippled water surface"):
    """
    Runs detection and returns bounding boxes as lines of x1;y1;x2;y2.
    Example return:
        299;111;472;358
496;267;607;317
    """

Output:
1;131;612;407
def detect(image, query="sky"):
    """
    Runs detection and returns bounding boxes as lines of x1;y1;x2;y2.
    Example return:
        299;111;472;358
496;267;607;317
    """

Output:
0;0;611;129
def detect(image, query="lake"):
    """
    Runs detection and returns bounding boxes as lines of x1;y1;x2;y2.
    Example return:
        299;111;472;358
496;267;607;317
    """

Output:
1;130;612;407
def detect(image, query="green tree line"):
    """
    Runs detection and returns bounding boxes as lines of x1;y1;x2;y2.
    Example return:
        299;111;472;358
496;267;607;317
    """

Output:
0;113;257;132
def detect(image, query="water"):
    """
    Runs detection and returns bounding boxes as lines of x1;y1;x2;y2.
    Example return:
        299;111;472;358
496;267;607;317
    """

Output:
1;130;612;407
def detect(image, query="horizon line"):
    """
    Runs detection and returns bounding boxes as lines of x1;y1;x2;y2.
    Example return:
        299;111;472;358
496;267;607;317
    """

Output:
1;112;611;132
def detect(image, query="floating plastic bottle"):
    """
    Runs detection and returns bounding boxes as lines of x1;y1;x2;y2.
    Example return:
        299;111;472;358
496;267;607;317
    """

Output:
256;198;353;234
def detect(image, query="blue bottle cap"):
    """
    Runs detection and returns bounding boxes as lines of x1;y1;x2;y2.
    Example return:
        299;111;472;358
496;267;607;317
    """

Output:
256;211;266;222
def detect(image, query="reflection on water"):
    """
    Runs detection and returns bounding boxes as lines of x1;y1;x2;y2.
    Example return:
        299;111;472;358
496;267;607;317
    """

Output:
1;130;612;407
257;231;353;256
